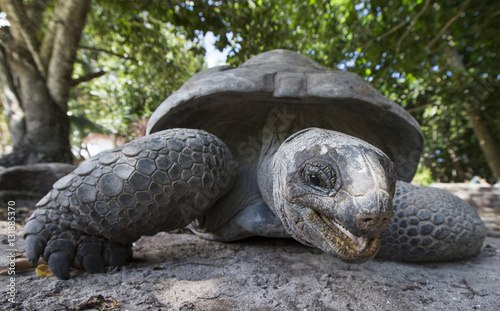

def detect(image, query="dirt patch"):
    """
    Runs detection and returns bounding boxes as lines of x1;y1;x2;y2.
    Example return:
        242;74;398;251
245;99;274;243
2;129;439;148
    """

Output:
1;222;499;310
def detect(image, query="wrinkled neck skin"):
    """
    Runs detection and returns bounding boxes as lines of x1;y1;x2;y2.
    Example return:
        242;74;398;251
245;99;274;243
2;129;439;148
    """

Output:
258;127;396;264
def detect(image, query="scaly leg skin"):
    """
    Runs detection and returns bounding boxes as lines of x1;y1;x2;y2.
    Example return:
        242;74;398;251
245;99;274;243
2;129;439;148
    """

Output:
377;181;487;262
23;129;235;279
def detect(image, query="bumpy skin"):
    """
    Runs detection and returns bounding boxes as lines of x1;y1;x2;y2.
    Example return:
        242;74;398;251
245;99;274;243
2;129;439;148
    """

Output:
378;181;487;261
266;128;397;264
23;129;235;279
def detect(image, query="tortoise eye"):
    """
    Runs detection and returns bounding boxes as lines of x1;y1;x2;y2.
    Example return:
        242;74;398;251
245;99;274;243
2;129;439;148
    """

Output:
301;162;341;195
307;173;328;190
309;174;322;187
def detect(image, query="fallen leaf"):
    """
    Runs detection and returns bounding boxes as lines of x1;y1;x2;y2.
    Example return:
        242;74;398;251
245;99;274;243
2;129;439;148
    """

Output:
35;264;54;277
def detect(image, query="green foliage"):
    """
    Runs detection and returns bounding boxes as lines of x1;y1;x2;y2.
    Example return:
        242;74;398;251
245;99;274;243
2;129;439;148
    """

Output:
69;1;207;145
67;0;248;148
211;0;500;183
3;0;498;183
350;0;500;183
413;163;435;186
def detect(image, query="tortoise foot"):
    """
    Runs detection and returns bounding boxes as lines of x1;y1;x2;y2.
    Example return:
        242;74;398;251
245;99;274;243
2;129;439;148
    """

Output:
378;181;487;262
25;223;131;279
23;128;235;279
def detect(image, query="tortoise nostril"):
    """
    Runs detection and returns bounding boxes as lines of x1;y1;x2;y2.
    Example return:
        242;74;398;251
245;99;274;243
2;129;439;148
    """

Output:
356;211;392;229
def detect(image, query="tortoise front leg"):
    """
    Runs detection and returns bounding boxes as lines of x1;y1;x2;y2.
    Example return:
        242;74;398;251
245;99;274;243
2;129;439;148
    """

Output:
377;181;487;262
23;129;236;279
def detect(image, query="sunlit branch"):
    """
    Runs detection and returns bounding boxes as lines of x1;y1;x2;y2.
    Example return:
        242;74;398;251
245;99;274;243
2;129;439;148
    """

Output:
79;45;138;62
395;0;431;54
477;9;500;37
406;102;436;113
425;0;472;50
71;70;106;86
363;0;430;53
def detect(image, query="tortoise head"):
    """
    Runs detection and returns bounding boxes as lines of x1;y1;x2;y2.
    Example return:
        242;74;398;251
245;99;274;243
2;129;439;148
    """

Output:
271;128;396;263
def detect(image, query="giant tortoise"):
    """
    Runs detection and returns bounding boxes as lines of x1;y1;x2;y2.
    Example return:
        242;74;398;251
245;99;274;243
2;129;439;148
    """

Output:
23;49;487;280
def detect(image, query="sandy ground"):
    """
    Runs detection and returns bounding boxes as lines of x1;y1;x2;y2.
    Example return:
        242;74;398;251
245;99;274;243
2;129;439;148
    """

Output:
0;213;499;310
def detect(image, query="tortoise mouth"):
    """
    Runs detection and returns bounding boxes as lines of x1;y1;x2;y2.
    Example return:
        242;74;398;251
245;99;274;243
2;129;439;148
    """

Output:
299;208;382;263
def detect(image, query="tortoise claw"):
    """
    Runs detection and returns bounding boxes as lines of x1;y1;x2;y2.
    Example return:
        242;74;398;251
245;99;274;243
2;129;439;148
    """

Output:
48;251;72;280
82;253;106;274
25;235;45;265
76;238;106;273
104;242;132;267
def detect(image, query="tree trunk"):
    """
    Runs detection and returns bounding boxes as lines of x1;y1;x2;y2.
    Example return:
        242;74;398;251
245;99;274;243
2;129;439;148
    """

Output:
470;113;500;183
0;44;24;145
0;0;91;167
0;51;72;167
443;135;465;181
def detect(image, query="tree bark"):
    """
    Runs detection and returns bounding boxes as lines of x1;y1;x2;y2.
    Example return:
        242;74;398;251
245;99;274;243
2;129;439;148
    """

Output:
46;0;92;111
0;50;72;166
0;43;24;145
443;135;465;181
0;0;91;167
470;113;500;183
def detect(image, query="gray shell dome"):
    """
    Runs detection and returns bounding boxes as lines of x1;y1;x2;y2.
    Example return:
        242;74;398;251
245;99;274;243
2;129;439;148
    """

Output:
147;49;423;182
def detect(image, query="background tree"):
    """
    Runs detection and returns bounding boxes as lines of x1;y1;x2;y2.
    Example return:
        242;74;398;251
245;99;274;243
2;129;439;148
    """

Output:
68;1;207;159
0;0;498;184
0;0;90;167
342;0;500;184
0;0;228;167
213;0;500;184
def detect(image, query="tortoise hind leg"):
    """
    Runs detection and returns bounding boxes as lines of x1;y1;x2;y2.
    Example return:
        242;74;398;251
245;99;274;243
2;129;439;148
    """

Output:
377;181;487;262
23;128;236;279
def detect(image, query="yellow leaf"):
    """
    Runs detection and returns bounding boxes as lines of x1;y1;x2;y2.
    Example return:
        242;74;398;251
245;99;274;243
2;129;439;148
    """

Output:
35;264;54;278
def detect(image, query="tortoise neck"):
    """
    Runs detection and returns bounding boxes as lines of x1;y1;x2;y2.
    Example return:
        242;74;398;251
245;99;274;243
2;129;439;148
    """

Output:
256;107;298;212
257;150;276;213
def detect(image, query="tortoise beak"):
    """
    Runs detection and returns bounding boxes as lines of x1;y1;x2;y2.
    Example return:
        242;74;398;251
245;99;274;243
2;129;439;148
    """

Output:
294;188;393;263
333;189;393;240
297;206;384;263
